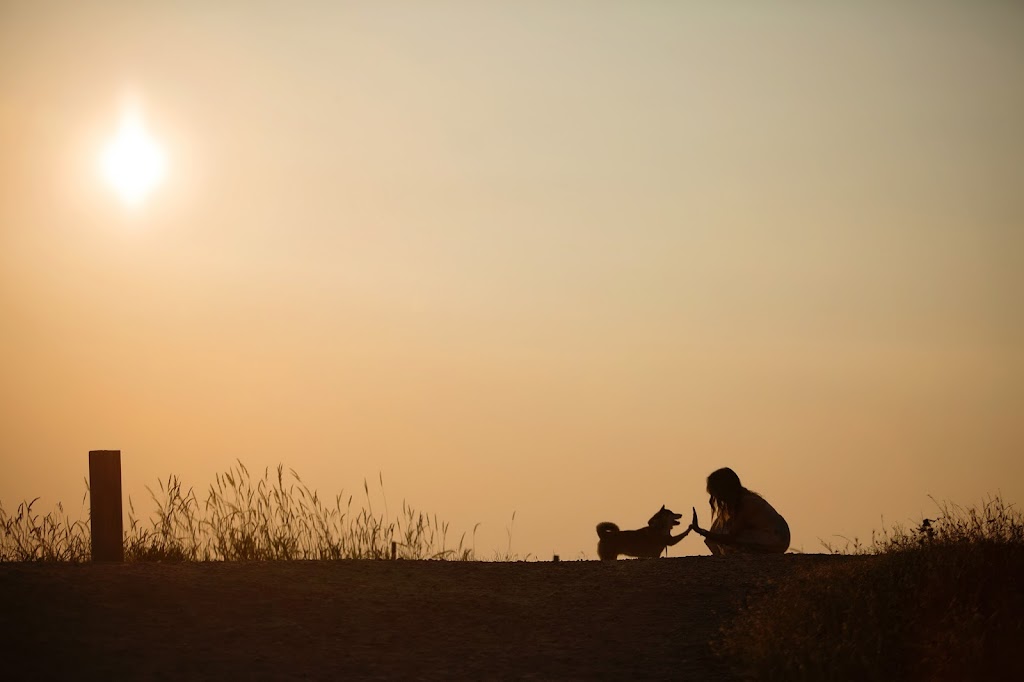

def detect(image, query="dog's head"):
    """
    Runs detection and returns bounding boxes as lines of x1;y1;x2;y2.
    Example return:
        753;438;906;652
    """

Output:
648;505;683;533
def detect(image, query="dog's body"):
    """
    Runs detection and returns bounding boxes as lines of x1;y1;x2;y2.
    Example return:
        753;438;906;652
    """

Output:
596;506;690;560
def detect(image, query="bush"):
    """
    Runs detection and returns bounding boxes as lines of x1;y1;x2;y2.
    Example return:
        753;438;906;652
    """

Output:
717;496;1024;680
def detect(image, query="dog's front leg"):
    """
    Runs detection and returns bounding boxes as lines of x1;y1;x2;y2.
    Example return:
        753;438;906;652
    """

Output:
667;528;692;546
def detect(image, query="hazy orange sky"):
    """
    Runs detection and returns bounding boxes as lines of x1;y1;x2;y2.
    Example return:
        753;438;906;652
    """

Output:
2;2;1022;558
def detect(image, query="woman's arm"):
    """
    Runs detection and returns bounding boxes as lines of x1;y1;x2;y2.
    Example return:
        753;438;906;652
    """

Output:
692;504;785;552
690;507;743;546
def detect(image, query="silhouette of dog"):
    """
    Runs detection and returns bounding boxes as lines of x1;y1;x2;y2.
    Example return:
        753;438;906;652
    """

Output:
596;506;690;560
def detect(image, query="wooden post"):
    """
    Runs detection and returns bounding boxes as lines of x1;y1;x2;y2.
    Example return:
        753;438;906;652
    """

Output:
89;450;124;562
391;541;397;560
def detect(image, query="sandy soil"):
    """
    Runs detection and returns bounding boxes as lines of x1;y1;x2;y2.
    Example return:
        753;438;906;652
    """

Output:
1;555;859;680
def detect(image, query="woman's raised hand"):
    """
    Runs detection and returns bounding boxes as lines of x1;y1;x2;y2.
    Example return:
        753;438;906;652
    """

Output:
691;506;701;531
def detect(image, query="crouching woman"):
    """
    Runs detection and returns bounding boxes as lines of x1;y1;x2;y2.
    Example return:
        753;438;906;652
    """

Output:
690;467;790;555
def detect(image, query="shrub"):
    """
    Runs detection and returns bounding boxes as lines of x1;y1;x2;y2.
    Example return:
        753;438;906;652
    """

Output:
717;496;1024;680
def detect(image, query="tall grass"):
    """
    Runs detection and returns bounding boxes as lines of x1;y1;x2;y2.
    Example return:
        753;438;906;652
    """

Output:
717;496;1024;680
0;497;90;562
2;461;475;562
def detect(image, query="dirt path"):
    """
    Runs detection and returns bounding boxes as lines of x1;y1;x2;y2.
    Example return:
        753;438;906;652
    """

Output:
1;555;857;680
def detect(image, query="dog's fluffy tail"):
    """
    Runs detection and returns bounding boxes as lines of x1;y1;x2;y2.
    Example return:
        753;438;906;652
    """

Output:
596;522;619;538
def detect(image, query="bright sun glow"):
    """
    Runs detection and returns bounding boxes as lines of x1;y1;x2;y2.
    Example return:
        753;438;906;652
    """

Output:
100;108;166;206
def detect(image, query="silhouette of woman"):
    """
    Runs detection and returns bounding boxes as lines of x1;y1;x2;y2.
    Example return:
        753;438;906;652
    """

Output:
689;467;790;555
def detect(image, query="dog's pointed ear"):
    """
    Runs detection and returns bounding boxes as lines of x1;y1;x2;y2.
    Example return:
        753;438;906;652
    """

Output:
660;505;666;511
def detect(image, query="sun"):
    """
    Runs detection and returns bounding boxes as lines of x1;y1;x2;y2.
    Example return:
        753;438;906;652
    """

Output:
100;107;167;207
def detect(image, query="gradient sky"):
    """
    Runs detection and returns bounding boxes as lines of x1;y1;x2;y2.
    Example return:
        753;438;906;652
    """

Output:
2;2;1022;558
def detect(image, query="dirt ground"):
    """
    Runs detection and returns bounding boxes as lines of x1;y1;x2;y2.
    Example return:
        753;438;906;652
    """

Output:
1;555;857;680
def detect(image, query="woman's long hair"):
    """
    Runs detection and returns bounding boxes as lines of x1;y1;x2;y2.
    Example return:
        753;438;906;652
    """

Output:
707;467;757;521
